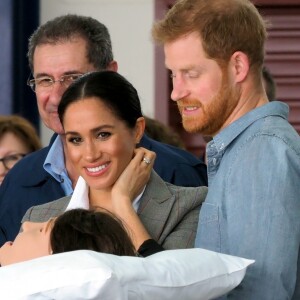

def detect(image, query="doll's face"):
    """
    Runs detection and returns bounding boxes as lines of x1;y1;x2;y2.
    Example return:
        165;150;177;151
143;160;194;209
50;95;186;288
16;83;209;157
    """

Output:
0;220;54;266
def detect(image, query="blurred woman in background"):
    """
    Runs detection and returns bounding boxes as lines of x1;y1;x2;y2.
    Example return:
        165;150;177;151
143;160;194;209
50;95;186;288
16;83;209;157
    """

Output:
0;115;42;184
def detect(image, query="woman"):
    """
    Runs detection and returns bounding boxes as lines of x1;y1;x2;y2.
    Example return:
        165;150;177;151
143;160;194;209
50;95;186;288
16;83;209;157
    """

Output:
0;115;42;185
22;71;208;255
0;208;135;266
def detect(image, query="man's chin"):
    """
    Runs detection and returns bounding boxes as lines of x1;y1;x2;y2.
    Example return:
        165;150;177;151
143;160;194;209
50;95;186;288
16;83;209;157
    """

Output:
183;121;214;136
182;119;203;134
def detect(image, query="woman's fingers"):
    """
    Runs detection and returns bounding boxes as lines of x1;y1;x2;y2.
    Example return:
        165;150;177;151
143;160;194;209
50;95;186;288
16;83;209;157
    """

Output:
111;148;156;206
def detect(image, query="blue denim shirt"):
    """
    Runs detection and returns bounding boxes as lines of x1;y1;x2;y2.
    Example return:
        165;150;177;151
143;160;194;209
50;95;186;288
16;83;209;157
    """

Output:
195;101;300;299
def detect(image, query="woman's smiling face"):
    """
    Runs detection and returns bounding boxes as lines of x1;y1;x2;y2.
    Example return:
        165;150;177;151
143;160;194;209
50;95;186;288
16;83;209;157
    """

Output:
63;98;143;191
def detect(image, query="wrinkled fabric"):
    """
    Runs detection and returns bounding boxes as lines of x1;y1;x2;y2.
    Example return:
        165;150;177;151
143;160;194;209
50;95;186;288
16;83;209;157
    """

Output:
196;101;300;299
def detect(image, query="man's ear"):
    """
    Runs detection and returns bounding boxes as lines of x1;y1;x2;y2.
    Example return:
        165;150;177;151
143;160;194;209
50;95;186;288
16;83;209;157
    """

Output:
107;60;118;72
229;51;249;83
135;117;145;144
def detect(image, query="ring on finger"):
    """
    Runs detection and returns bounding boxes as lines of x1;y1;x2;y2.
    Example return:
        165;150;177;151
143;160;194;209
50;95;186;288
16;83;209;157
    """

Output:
143;157;151;165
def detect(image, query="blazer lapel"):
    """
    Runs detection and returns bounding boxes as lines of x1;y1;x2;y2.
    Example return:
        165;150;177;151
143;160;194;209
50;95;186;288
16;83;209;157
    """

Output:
138;171;176;242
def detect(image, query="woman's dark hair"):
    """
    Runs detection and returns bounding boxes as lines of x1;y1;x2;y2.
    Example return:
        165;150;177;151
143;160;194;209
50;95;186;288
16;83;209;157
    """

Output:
58;71;143;129
50;208;136;256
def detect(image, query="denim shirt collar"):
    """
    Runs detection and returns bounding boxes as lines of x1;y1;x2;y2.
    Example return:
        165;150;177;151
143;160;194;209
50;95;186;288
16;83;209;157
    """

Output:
212;101;288;153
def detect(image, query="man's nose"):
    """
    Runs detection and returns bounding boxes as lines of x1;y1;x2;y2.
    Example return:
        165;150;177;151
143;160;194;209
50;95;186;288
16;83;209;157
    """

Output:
170;77;190;101
48;81;68;104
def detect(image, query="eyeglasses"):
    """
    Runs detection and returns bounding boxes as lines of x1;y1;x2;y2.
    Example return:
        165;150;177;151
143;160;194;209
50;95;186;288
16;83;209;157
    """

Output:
0;153;26;170
27;73;84;93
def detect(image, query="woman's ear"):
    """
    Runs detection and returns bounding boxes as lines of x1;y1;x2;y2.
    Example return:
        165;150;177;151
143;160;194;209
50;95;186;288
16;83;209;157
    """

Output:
134;117;145;144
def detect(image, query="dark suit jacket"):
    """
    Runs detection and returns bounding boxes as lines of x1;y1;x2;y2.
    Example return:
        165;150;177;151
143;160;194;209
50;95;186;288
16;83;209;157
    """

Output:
140;135;207;187
0;134;207;246
22;171;208;249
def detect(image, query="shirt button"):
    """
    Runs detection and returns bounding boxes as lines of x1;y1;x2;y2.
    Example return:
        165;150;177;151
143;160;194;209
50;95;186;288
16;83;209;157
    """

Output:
61;178;64;183
212;158;217;165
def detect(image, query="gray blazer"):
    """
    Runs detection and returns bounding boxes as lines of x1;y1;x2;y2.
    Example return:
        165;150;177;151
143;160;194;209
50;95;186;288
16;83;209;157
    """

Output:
22;171;207;249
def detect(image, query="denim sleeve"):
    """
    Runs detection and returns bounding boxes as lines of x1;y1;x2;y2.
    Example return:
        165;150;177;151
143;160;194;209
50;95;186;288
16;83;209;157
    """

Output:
224;134;300;299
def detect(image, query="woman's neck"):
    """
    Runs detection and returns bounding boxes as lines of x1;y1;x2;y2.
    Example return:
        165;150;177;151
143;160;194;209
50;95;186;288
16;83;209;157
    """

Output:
89;188;113;211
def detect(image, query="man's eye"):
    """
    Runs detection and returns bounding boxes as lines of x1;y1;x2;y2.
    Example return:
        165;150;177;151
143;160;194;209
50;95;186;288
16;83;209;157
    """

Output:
65;74;82;83
71;74;82;80
185;71;199;78
37;78;53;86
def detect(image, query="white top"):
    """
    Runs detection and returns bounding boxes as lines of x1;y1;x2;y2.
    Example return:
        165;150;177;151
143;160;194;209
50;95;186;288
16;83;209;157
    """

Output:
65;176;145;212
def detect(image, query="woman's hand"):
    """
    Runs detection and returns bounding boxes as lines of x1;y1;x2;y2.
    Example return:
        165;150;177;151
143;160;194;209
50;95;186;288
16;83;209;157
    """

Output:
111;147;156;206
111;147;156;250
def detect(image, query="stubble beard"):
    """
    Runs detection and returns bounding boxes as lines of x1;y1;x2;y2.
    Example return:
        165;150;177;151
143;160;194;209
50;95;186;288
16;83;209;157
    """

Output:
178;73;240;136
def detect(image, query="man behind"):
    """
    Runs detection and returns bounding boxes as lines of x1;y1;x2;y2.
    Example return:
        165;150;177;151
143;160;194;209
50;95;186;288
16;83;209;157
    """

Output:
0;14;207;245
152;0;300;299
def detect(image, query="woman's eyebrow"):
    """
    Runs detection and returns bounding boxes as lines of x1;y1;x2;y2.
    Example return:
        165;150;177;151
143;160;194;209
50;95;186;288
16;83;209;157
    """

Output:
64;125;115;136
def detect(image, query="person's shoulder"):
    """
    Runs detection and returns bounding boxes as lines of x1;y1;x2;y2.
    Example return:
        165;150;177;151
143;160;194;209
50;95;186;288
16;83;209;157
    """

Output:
149;171;208;200
4;145;50;178
140;134;203;165
164;182;207;209
241;103;300;153
141;134;207;186
17;133;57;168
22;195;71;223
167;181;208;197
20;146;50;164
5;133;60;181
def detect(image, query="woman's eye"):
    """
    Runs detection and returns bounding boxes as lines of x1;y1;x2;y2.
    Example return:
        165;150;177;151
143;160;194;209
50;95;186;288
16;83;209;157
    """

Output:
97;132;111;139
68;137;82;144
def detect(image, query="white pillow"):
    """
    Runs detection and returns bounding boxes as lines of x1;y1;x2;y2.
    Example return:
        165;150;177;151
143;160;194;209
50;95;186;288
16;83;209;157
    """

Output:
0;248;254;300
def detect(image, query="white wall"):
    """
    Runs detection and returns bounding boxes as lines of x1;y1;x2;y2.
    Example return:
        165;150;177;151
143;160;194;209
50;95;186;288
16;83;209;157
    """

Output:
40;0;155;145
